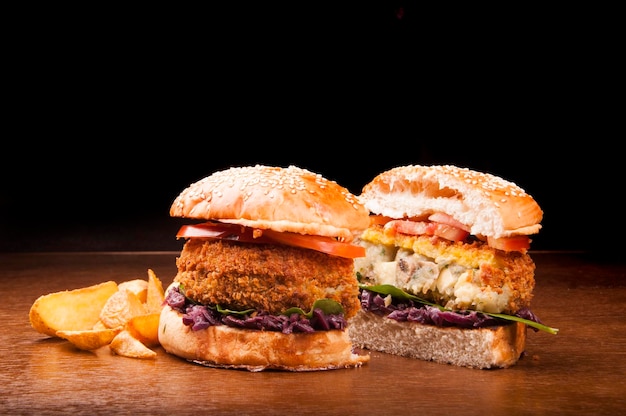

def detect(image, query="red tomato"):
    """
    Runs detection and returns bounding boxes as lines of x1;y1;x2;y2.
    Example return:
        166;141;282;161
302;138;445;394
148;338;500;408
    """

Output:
384;219;468;242
428;212;470;232
369;215;393;226
262;229;365;259
176;223;268;243
487;235;531;253
176;222;365;258
384;220;437;235
371;213;529;252
432;223;470;242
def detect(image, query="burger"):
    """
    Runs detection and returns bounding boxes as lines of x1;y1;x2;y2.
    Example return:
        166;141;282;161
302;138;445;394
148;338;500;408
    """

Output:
348;165;558;369
158;165;371;371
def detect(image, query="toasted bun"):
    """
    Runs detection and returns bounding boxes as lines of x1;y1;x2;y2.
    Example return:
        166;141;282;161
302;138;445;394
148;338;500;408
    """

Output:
170;165;370;242
159;304;370;372
348;310;526;369
360;165;543;238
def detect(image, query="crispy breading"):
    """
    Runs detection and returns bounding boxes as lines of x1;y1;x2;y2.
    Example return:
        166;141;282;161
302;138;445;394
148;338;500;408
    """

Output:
174;239;361;318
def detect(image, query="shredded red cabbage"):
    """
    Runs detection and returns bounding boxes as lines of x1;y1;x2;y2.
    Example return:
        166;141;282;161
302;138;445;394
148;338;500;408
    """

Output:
360;289;543;330
165;285;346;333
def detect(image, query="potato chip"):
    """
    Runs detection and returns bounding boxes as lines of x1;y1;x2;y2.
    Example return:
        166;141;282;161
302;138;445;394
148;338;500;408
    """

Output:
110;330;157;359
92;320;107;330
145;269;165;314
30;270;166;360
29;281;119;337
56;327;122;351
118;279;148;303
126;313;160;347
99;289;147;329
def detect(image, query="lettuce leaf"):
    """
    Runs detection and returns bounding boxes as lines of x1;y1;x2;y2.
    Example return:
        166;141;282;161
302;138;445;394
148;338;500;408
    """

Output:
282;299;344;318
215;304;255;316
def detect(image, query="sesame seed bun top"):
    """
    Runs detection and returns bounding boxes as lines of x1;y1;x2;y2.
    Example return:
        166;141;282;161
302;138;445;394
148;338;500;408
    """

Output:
170;165;370;242
359;165;543;238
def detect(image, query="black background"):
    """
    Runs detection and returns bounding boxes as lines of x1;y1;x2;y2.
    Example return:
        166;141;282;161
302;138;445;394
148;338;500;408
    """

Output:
1;4;620;255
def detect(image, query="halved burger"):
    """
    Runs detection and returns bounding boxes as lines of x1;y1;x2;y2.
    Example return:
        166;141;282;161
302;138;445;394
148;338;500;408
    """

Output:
158;165;371;371
349;165;558;369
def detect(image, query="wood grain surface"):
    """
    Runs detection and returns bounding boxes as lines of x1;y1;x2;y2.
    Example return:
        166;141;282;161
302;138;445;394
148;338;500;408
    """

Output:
1;252;624;415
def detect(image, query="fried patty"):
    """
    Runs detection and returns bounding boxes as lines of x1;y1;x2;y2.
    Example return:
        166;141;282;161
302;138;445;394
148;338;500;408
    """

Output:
354;226;536;314
174;239;361;318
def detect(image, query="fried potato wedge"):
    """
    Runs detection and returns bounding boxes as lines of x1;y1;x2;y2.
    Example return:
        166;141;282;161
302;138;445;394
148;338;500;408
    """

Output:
30;270;167;360
29;281;119;337
110;329;157;359
118;279;148;303
99;289;147;329
56;327;123;351
146;269;165;314
126;313;160;347
92;320;107;330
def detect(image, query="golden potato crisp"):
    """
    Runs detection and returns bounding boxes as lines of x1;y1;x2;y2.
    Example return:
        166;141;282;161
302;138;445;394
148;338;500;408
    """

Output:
118;279;148;303
56;327;123;351
110;330;157;359
99;289;147;329
146;269;165;314
126;313;161;347
29;281;119;337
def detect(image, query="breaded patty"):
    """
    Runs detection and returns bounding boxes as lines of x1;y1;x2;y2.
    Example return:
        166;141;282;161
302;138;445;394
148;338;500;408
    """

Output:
174;239;361;318
354;226;536;314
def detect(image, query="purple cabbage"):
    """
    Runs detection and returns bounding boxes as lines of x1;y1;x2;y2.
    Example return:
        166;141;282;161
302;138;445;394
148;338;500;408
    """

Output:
165;285;346;333
360;289;541;330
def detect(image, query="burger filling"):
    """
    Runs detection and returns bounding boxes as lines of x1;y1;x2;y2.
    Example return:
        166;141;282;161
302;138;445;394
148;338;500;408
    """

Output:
167;238;361;333
354;226;536;315
351;222;558;332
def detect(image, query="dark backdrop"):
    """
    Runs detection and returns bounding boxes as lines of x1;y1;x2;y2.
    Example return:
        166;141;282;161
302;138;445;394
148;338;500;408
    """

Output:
1;4;619;254
1;140;617;254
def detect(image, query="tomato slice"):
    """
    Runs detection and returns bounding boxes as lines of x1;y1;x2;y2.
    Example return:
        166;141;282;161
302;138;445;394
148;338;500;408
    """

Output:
384;219;468;242
176;222;366;259
385;220;437;235
369;215;394;227
374;214;529;252
487;235;531;253
428;212;470;232
176;223;271;243
432;223;470;242
262;229;365;259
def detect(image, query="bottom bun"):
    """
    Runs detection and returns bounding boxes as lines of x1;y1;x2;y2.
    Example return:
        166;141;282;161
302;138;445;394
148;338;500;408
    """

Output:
348;310;526;369
159;305;370;372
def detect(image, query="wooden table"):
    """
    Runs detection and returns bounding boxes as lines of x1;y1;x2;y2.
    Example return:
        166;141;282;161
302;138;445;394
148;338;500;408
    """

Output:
1;251;625;415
